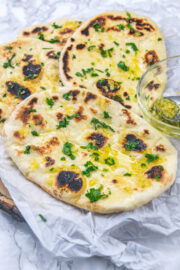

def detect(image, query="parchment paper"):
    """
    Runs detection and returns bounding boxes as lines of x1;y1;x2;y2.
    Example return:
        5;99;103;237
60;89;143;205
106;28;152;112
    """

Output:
0;1;180;269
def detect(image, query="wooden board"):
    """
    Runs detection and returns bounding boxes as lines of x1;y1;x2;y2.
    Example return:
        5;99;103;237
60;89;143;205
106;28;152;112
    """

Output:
0;179;23;221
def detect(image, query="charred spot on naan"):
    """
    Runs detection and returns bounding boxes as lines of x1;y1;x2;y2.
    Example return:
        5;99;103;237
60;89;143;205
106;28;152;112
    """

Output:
32;26;48;33
23;62;41;80
124;134;147;152
62;45;73;80
15;97;38;125
112;179;118;184
76;44;86;50
56;112;63;120
90;108;98;114
46;50;58;59
87;132;107;148
142;129;150;136
81;16;106;36
155;144;166;152
75;106;87;122
84;92;97;103
96;79;120;99
52;95;59;101
0;109;2;120
56;171;83;192
145;80;160;91
45;156;55;167
32;114;45;128
23;31;30;36
32;136;59;155
58;28;74;35
122;109;136;125
6;81;31;100
145;165;164;180
144;50;159;66
13;131;25;141
22;54;33;62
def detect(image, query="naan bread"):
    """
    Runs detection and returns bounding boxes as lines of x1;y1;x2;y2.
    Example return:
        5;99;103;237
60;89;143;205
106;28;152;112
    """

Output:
18;18;82;47
60;11;166;114
2;88;177;213
0;38;61;131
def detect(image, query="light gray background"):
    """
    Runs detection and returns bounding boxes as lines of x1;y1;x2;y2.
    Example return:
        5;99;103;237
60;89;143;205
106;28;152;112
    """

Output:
0;0;180;269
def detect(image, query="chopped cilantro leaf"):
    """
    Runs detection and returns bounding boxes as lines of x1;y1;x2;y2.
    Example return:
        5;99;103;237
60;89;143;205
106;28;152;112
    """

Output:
63;92;73;100
85;185;110;202
126;42;138;52
123;173;132;176
90;152;99;161
40;86;46;90
72;54;76;59
113;41;119;46
60;157;66;161
46;97;54;108
26;109;36;113
125;141;138;151
82;161;98;177
141;163;146;167
52;22;62;29
158;37;162;41
126;12;132;20
62;142;76;160
117;24;125;30
49;168;54;171
24;145;31;154
38;214;47;222
80;142;98;150
103;111;112;119
3;53;16;69
113;95;123;102
56;117;69;129
155;175;160;180
93;23;102;32
104;157;115;166
31;130;39;136
49;38;61;43
90;117;115;132
117;61;129;71
145;153;159;163
38;32;45;40
88;45;96;51
0;118;6;123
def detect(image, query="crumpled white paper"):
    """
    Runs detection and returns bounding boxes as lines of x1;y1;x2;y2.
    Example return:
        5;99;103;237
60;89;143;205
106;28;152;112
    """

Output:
0;1;180;269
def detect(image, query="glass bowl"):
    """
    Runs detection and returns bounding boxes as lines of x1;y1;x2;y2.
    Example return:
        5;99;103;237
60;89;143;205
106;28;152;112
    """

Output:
137;55;180;138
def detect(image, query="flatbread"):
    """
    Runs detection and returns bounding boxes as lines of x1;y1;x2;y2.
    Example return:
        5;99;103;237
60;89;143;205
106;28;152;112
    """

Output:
2;88;177;213
18;18;82;48
60;11;166;115
0;38;61;131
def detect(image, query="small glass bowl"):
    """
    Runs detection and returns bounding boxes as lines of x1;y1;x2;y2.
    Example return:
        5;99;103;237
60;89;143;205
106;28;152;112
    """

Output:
137;55;180;138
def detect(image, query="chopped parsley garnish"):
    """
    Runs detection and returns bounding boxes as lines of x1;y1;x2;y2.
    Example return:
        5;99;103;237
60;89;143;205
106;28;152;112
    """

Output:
103;111;112;119
145;153;159;163
62;142;76;160
113;95;123;102
90;117;115;132
56;117;69;129
52;51;61;59
52;22;62;29
157;37;162;41
49;38;61;44
90;152;99;161
126;42;138;52
27;109;36;113
24;145;31;154
104;157;115;166
0;118;6;123
63;92;73;100
80;142;98;150
100;47;114;58
126;11;132;20
93;23;102;32
46;97;54;108
113;41;119;46
60;157;66;161
3;53;16;69
140;163;146;167
88;45;96;51
38;214;47;222
117;24;125;30
31;130;39;136
123;173;132;176
85;185;110;202
24;74;37;81
125;141;138;151
38;32;45;40
82;161;98;177
117;61;129;71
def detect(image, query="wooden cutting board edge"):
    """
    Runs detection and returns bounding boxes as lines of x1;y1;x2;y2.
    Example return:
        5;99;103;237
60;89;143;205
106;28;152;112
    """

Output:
0;179;24;221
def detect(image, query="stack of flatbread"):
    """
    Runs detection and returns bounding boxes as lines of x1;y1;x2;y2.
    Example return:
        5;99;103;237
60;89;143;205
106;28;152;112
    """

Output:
0;11;177;215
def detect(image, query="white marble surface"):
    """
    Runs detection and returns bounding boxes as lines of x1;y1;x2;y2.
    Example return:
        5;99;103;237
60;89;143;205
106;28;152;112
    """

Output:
0;0;180;269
